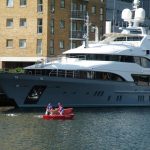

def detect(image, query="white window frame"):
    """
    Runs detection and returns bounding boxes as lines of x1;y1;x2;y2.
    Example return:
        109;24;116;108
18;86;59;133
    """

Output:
37;18;43;34
50;39;54;55
91;6;96;14
60;20;65;29
59;40;64;49
7;0;13;7
50;0;55;13
19;39;26;48
20;18;27;27
60;0;65;8
72;42;77;49
6;39;13;48
37;39;42;55
100;8;103;15
37;0;43;13
100;15;103;21
20;0;27;7
50;19;54;34
6;19;13;28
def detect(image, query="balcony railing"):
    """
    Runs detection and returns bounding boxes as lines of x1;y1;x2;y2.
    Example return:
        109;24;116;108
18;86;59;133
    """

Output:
71;10;86;20
70;30;85;39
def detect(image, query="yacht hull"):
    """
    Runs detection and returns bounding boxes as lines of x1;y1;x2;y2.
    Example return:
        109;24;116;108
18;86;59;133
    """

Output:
0;73;150;107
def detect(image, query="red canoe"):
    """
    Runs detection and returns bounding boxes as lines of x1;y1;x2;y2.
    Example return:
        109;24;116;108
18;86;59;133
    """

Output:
63;108;73;114
43;113;74;120
42;108;74;120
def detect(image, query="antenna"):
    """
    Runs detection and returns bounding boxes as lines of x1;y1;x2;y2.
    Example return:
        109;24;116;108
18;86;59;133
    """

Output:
133;0;140;9
84;13;90;48
121;0;145;27
133;0;145;27
112;0;116;32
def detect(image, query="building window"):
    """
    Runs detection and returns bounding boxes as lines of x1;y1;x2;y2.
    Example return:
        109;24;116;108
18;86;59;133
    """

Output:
6;39;13;48
20;18;27;27
6;19;13;28
91;25;95;33
91;6;96;14
72;3;77;10
50;0;55;13
72;42;77;49
37;18;42;34
50;19;54;34
100;15;103;21
100;8;103;14
7;0;13;7
79;4;86;11
100;8;103;21
50;39;54;55
19;39;26;48
60;20;65;29
37;39;42;55
20;0;27;7
37;0;43;13
99;26;104;39
60;0;65;8
72;22;77;30
59;40;64;49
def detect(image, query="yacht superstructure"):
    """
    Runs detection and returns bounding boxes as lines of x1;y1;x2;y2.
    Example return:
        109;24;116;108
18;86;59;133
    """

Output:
1;0;150;107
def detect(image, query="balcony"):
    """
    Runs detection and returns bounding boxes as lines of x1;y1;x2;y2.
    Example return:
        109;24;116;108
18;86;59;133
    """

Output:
70;30;85;40
71;10;86;20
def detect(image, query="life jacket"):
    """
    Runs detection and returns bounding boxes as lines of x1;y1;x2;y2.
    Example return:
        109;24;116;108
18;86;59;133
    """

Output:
47;104;53;110
58;105;63;112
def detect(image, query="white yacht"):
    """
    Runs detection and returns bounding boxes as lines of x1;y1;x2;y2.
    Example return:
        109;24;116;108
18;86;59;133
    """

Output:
1;0;150;107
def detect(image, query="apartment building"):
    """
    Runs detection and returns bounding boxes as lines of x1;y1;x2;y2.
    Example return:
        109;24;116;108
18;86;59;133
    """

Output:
0;0;105;69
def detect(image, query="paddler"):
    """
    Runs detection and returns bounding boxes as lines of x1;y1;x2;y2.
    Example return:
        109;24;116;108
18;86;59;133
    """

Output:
57;102;64;115
45;103;53;115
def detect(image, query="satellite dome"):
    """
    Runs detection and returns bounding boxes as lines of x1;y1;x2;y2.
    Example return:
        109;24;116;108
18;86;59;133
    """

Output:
133;0;140;6
121;9;132;21
135;8;145;22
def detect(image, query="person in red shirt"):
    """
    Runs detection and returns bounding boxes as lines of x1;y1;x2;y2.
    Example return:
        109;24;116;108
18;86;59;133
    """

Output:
57;102;64;115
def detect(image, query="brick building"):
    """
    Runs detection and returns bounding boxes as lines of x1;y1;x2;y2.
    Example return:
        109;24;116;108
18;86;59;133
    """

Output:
0;0;105;68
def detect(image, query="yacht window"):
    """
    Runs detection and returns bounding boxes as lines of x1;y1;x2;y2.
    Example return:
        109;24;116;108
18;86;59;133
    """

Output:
134;56;141;66
49;69;57;76
132;74;149;86
134;56;150;68
120;56;134;63
130;29;142;34
141;57;150;68
114;37;126;41
66;70;74;78
112;55;121;61
114;36;143;41
94;72;125;81
25;68;125;82
78;55;86;60
127;36;143;41
101;35;107;41
66;54;135;63
58;70;65;77
25;85;46;104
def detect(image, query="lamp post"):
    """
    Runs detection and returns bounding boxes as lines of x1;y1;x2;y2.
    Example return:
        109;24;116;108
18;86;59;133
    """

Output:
113;0;116;32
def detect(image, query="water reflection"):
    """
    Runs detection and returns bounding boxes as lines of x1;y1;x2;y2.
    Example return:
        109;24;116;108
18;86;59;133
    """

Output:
0;108;150;150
